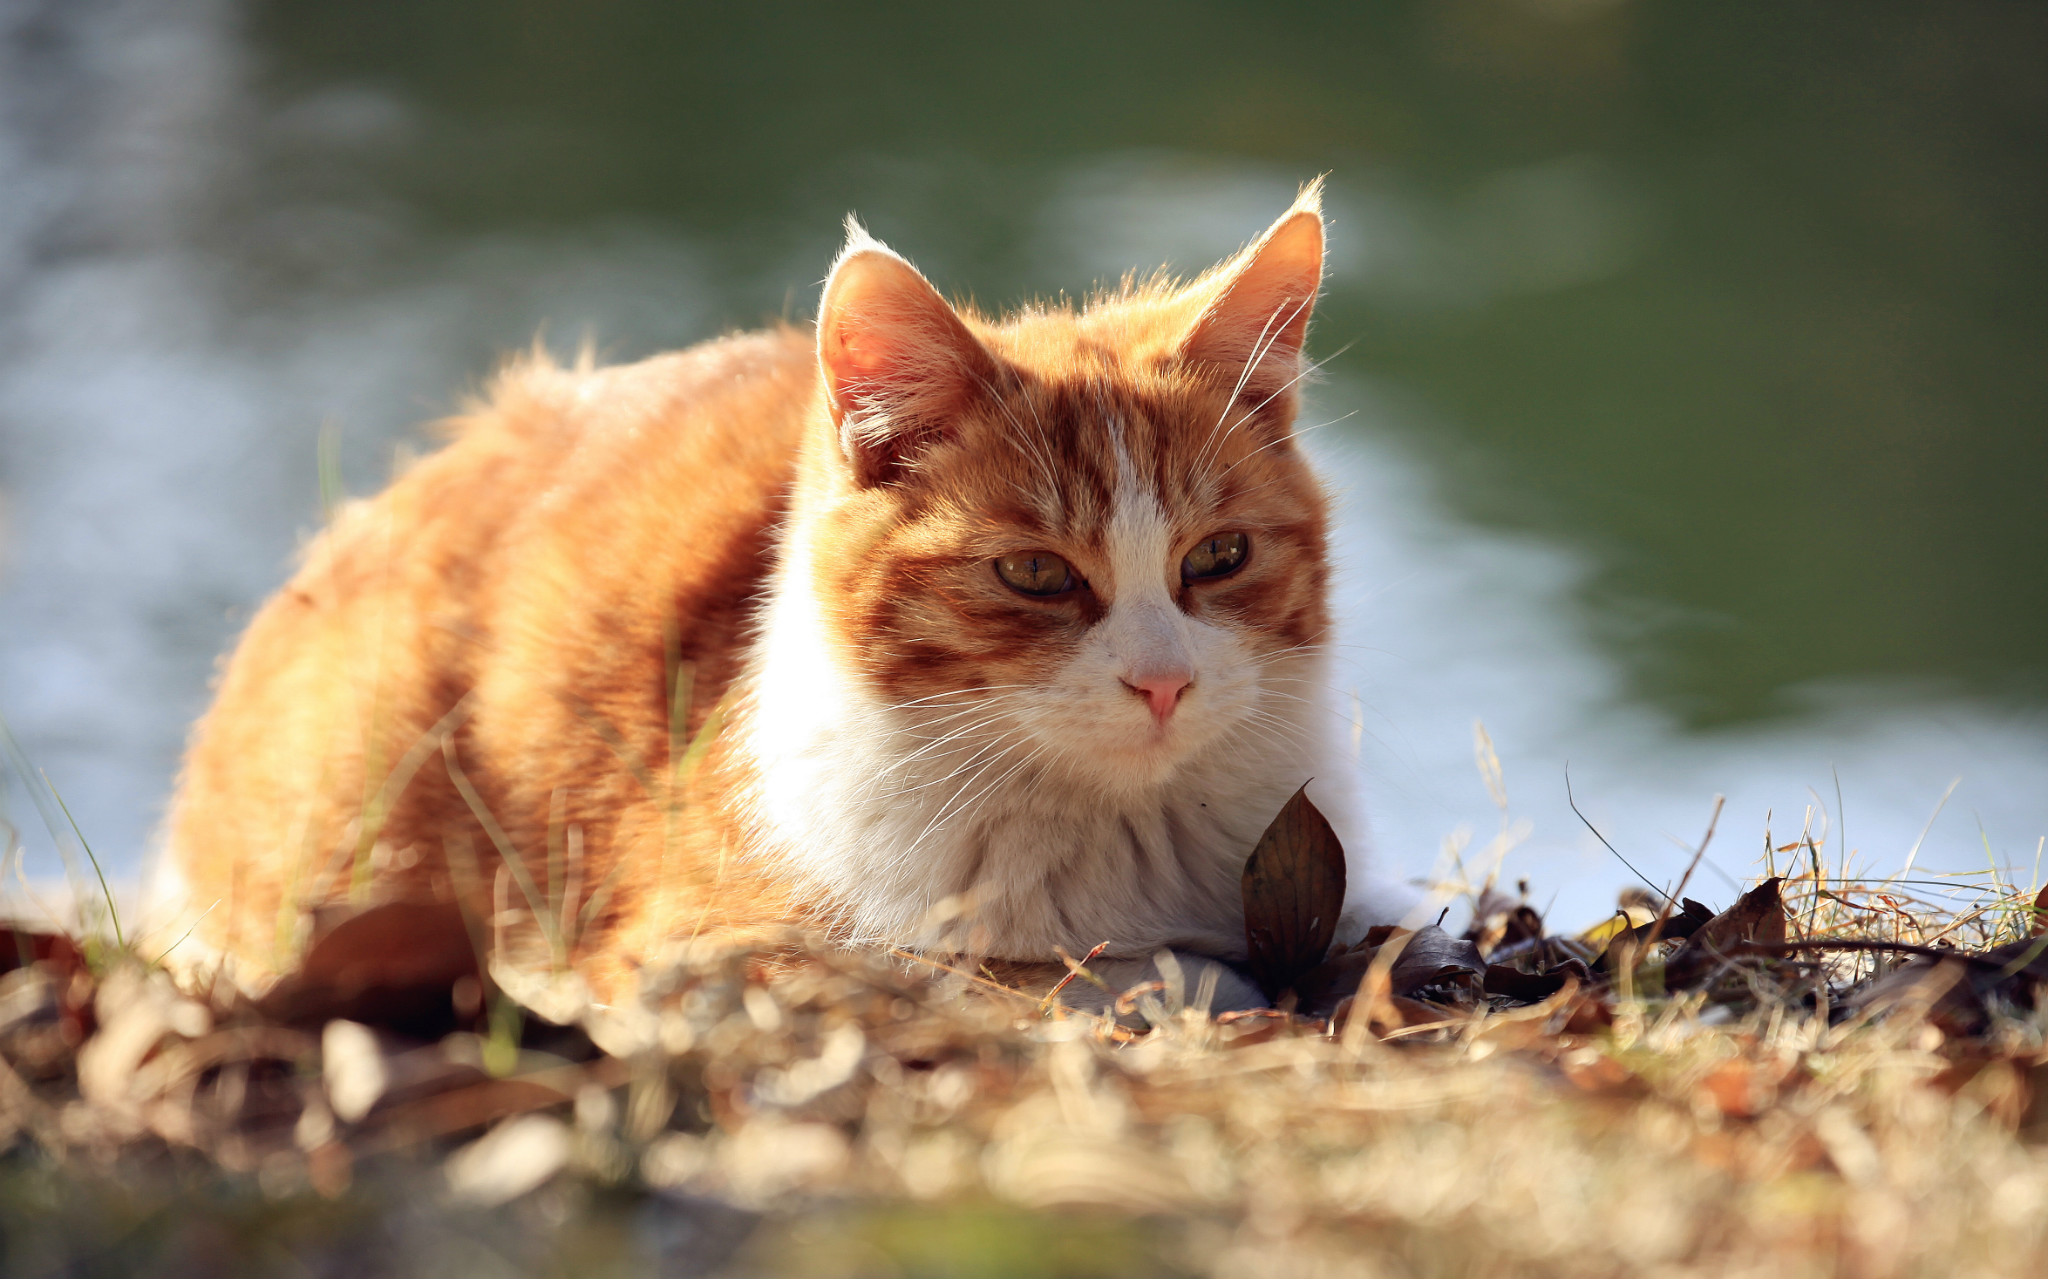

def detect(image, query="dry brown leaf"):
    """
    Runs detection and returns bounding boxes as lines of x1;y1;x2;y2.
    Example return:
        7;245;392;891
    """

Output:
1292;924;1488;1018
258;900;479;1031
1;928;83;979
1240;785;1345;1000
1977;935;2048;985
1384;926;1486;997
1593;899;1713;976
1484;962;1583;1003
1666;877;1787;989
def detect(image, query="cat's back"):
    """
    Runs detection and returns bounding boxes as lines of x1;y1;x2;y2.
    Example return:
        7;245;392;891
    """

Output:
466;326;814;607
171;326;815;983
465;325;816;795
459;325;813;504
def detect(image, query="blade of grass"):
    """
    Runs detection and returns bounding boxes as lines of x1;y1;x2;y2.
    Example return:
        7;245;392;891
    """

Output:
0;710;88;906
441;735;562;959
150;900;218;966
41;771;122;948
1899;776;1960;878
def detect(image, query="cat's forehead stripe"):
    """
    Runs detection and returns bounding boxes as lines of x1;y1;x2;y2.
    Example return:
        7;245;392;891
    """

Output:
1104;427;1179;608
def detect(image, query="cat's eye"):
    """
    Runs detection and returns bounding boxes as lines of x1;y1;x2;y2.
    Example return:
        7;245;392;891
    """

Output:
995;551;1078;597
1182;531;1249;582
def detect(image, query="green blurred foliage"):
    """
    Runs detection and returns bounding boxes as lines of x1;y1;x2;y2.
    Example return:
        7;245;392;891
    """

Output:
246;0;2047;725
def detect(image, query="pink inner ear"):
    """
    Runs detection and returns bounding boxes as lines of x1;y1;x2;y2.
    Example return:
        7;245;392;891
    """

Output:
817;249;984;424
822;286;922;389
1183;209;1325;379
829;327;894;385
820;319;911;413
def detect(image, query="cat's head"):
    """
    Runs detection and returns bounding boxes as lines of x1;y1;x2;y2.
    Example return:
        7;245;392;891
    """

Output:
797;185;1332;794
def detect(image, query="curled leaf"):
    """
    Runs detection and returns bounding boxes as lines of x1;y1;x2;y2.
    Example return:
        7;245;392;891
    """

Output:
1294;924;1486;1017
1484;961;1588;1003
1385;926;1487;996
1665;878;1787;989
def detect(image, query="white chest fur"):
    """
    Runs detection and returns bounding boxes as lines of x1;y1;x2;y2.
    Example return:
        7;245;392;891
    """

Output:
737;539;1392;962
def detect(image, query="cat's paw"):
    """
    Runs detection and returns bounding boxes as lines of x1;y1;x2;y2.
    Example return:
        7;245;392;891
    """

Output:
1057;949;1266;1023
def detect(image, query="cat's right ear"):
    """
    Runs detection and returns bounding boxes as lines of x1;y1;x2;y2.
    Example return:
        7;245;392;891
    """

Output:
817;220;994;487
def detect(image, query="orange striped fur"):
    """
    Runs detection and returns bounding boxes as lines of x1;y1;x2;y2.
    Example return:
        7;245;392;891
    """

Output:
167;182;1390;1003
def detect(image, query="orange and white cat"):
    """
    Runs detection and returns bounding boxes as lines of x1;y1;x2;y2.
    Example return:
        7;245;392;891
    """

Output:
166;181;1402;1005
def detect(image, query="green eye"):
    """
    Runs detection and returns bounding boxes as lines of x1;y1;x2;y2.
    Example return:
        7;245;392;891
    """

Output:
1182;531;1249;581
995;551;1078;597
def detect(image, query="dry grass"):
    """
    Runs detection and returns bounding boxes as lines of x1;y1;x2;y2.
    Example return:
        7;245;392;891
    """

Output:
5;710;2046;1277
4;837;2048;1278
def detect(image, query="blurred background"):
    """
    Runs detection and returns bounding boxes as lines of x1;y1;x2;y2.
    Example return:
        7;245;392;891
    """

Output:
1;0;2042;927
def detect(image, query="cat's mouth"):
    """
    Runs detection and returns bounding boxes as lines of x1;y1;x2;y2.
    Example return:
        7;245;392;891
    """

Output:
1101;694;1214;763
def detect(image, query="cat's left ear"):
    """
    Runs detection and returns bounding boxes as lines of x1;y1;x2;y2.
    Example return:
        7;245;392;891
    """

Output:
817;220;995;487
1177;180;1325;427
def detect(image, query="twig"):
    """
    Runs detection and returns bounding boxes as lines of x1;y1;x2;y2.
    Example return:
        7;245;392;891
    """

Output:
1734;938;2032;971
1648;794;1723;948
1565;765;1672;906
1042;941;1111;1009
1376;1017;1464;1040
887;948;1039;1005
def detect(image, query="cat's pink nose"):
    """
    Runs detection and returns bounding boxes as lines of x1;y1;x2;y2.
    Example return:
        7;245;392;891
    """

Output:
1126;674;1191;724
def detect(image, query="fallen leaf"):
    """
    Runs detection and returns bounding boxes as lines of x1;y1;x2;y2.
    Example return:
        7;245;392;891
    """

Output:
1982;933;2048;984
1240;785;1345;1000
1842;957;1982;1036
1699;1059;1773;1119
1665;878;1787;989
1485;932;1598;975
1464;889;1545;958
1331;992;1457;1038
1593;900;1716;975
359;1073;589;1154
1293;925;1485;1018
258;900;479;1032
1484;962;1585;1003
0;928;81;979
1290;947;1373;1016
1579;913;1637;950
1386;926;1486;997
1560;993;1615;1035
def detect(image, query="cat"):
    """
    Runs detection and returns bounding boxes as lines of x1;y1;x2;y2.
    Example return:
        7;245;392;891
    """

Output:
164;179;1404;1009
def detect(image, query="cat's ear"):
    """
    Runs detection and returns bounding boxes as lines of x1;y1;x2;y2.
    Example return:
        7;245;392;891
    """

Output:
1177;181;1325;425
817;220;995;487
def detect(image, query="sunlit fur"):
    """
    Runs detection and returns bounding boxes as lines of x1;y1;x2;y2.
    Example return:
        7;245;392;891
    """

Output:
167;182;1394;1002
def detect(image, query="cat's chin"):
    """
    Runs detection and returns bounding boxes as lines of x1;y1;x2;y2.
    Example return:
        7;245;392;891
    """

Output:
1049;721;1221;793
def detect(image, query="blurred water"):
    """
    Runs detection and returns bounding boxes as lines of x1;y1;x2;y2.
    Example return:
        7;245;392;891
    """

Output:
1;0;2042;930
